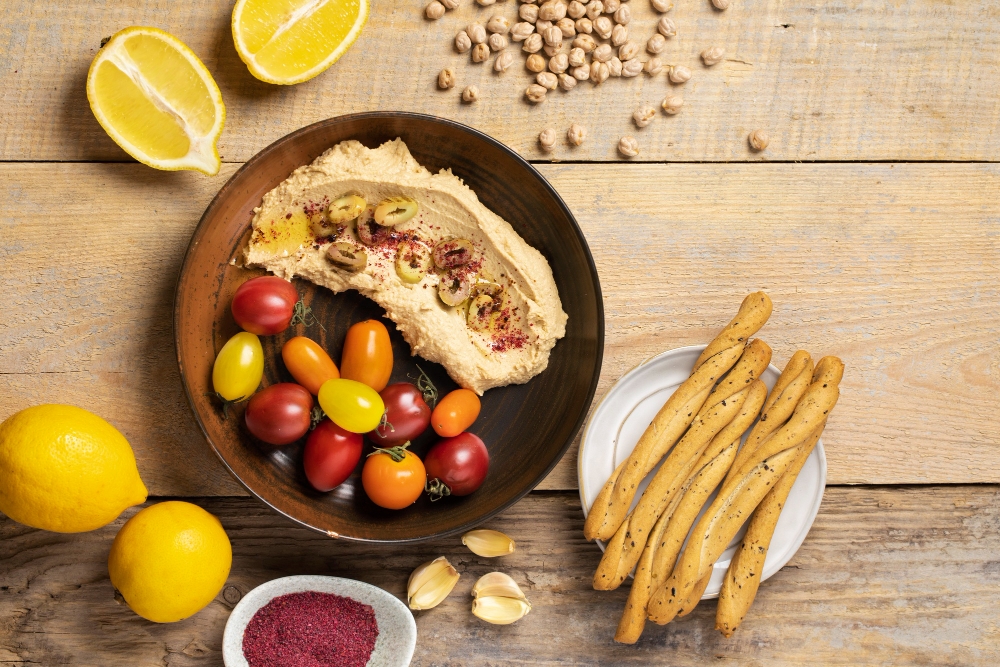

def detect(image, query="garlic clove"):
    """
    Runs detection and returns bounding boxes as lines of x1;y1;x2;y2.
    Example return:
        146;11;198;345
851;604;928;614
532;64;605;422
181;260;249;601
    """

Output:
462;529;516;557
472;572;526;600
407;556;460;610
472;595;532;624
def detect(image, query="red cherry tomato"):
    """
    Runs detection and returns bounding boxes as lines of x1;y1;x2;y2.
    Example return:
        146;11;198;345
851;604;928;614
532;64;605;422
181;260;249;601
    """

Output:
431;388;481;437
340;320;393;392
424;433;489;499
368;383;431;447
231;276;299;335
303;419;363;492
282;336;339;395
362;447;426;510
244;383;313;445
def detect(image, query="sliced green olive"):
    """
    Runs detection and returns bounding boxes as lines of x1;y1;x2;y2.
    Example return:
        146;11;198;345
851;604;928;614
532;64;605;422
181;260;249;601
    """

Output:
327;194;367;224
326;242;367;272
374;196;419;226
471;280;504;300
432;238;475;269
395;243;432;284
355;208;379;246
467;293;501;332
438;272;473;307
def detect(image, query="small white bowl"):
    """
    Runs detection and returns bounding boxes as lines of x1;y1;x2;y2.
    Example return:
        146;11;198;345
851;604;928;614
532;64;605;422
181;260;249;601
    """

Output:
223;575;416;667
578;345;827;599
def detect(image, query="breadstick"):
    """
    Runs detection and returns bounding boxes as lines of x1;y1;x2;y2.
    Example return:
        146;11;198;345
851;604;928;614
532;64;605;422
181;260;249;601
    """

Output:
593;357;770;591
676;570;713;618
584;292;773;541
648;360;842;624
725;351;812;487
715;423;825;637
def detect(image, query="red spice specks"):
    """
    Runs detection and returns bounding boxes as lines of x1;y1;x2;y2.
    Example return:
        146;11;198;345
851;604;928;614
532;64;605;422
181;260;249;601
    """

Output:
242;591;379;667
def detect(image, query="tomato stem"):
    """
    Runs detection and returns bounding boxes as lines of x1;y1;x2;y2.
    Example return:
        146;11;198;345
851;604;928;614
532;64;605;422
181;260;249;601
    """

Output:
425;477;452;502
205;391;249;418
367;441;411;463
290;299;325;330
309;405;326;430
377;409;395;434
411;365;439;408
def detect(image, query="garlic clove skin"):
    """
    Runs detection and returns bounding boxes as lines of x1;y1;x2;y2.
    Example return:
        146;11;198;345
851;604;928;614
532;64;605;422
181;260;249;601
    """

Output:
407;556;460;610
472;595;532;624
472;572;526;600
462;529;516;557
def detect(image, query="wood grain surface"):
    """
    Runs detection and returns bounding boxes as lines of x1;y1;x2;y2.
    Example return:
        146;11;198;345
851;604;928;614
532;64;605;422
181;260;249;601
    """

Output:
3;0;999;163
2;488;998;666
2;162;998;494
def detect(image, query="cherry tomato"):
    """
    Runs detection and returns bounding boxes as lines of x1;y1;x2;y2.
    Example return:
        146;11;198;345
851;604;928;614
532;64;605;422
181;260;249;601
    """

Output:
317;378;385;433
424;433;489;499
212;332;264;402
303;419;363;491
368;383;431;447
362;446;426;510
431;388;481;437
231;276;299;335
244;383;313;445
340;320;393;392
282;336;339;395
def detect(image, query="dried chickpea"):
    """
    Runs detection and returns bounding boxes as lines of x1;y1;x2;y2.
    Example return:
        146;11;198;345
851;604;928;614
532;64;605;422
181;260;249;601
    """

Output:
472;43;491;62
455;31;473;53
567;123;587;146
558;73;577;90
525;83;548;103
568;0;586;19
543;44;563;57
568;47;586;67
594;16;613;39
575;17;593;34
494;50;515;72
712;0;730;10
644;57;663;75
633;105;656;128
467;23;487;44
537;71;559;89
477;0;496;5
661;94;683;114
590;60;609;84
556;17;577;37
441;0;459;8
571;64;591;80
593;44;612;62
425;1;446;20
647;34;666;54
462;85;480;102
613;5;630;25
543;26;563;47
538;0;568;21
657;17;676;38
523;33;544;52
438;67;456;89
607;56;623;76
539;128;558;151
651;0;673;11
549;52;569;73
488;15;511;34
511;22;535;41
618;135;639;157
611;24;628;46
749;129;770;151
603;0;620;13
668;65;691;83
701;46;725;66
585;0;603;20
526;53;548;72
618;41;639;61
488;33;508;51
520;4;540;22
572;33;597;52
621;58;643;77
535;19;553;33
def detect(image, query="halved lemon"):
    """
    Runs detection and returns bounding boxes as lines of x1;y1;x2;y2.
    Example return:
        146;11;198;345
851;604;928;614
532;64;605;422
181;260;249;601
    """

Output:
232;0;369;85
87;27;225;175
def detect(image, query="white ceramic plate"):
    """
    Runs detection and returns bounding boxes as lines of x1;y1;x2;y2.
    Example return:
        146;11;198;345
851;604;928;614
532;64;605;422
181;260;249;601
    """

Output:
578;345;826;599
223;575;416;667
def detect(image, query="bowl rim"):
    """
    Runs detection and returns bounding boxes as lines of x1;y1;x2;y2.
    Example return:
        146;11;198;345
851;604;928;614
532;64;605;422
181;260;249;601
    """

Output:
173;111;605;543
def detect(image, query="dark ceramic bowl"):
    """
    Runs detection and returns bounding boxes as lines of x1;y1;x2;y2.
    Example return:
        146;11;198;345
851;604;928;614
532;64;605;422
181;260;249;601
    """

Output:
175;113;603;543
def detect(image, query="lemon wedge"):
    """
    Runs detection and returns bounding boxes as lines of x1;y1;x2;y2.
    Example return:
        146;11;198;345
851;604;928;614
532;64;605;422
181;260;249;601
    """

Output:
232;0;370;85
87;27;225;175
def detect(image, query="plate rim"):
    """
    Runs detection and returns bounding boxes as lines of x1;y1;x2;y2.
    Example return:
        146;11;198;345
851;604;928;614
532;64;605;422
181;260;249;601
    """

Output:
577;344;827;595
221;574;416;667
173;111;605;543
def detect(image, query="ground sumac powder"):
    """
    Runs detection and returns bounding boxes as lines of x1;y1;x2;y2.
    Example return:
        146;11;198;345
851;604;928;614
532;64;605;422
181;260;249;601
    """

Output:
242;591;379;667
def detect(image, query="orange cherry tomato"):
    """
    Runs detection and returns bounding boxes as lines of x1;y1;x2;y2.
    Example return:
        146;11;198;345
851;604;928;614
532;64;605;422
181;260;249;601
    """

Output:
361;447;426;510
340;320;393;392
431;388;481;437
281;336;339;395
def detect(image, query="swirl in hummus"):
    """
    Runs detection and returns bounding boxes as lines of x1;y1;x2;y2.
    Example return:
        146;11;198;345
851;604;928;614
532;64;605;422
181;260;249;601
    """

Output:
244;139;568;395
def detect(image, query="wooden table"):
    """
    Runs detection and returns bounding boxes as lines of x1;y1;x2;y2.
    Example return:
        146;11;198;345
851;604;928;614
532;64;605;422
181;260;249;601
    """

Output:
2;1;999;664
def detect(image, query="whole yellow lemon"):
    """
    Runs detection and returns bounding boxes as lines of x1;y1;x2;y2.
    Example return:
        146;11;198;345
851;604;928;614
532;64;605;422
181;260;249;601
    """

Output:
108;501;232;623
0;404;148;532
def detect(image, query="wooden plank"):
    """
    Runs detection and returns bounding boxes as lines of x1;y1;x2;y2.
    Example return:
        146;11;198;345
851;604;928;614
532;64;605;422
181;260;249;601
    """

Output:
1;162;998;495
1;487;998;665
2;0;1000;162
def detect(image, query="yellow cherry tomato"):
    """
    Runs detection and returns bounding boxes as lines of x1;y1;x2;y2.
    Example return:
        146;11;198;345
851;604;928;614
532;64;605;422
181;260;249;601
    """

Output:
318;378;385;433
212;332;263;401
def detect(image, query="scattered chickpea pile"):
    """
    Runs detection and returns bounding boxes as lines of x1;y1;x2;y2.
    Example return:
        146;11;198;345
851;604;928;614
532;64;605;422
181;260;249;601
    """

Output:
426;0;768;156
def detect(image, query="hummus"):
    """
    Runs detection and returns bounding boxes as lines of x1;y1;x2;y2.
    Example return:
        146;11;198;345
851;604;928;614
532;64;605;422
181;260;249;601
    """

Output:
244;139;568;394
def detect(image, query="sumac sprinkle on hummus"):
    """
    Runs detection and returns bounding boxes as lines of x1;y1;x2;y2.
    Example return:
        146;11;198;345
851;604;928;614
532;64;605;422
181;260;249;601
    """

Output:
242;591;378;667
